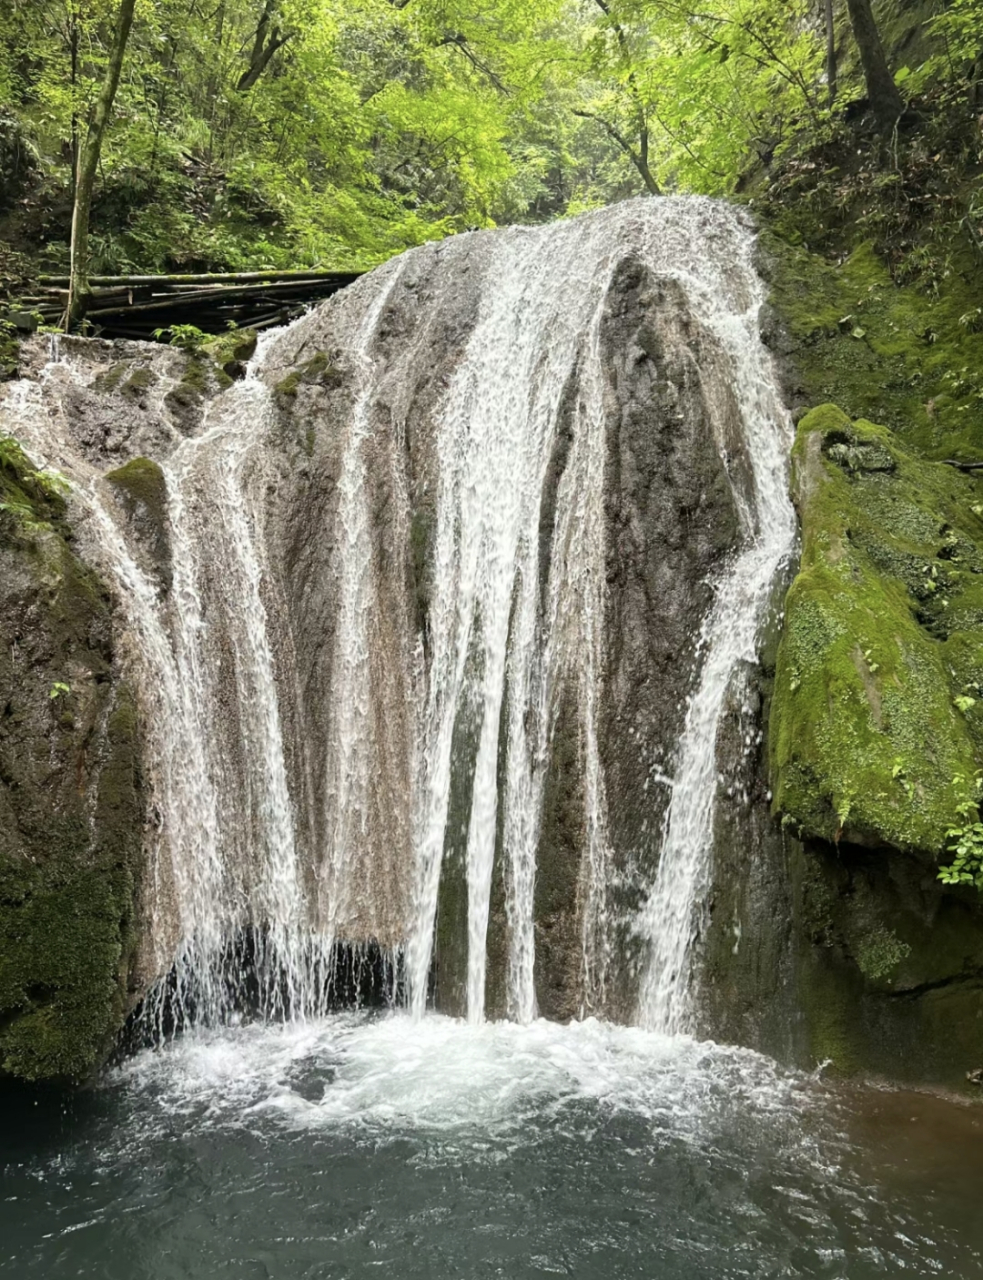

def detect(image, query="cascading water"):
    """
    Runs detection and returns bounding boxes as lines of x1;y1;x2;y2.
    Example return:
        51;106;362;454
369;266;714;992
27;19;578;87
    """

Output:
3;341;344;1025
0;196;794;1034
634;231;797;1035
397;198;795;1026
8;206;983;1280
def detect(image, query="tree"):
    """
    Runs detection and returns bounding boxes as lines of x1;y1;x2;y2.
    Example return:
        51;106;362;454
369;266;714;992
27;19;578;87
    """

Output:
236;0;295;92
576;0;661;195
823;0;837;105
65;0;136;326
843;0;903;132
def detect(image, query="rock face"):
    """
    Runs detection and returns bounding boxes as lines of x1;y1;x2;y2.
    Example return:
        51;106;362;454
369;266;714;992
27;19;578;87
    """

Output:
746;404;983;1087
259;202;768;1025
0;441;143;1081
0;199;786;1069
7;199;983;1091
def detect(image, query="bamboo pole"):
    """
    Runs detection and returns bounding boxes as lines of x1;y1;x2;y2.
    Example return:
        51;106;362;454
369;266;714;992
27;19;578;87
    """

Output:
85;278;353;317
42;269;361;287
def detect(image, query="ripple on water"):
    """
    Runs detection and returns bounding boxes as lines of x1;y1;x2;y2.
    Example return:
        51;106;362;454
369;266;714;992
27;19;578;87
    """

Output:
1;1014;980;1279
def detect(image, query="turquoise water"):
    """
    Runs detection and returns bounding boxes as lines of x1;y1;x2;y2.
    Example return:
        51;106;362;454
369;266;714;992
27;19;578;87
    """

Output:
2;1013;981;1278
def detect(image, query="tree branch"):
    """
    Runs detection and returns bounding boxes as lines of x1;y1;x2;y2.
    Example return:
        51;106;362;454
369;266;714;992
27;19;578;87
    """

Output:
573;108;661;194
437;32;511;95
236;0;293;92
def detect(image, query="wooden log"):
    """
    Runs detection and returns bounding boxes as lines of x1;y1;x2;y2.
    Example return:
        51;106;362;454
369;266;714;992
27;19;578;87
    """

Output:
40;268;361;287
85;278;352;317
251;315;290;331
40;285;135;298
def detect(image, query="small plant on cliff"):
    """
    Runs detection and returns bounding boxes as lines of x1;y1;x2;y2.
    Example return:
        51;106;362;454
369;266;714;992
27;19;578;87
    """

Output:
0;434;31;473
0;436;69;499
152;324;207;353
939;773;983;890
856;925;911;981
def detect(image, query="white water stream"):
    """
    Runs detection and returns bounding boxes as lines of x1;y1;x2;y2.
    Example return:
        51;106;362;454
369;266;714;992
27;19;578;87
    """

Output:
634;222;797;1033
0;197;794;1036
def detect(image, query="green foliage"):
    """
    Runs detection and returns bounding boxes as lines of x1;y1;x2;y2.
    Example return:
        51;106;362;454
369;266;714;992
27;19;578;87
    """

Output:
153;322;208;352
855;925;912;981
906;0;983;92
592;0;823;192
3;0;968;275
0;0;586;272
939;773;983;889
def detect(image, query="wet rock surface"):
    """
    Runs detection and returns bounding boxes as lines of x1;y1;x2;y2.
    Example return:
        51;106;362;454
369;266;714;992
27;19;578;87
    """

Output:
8;201;983;1090
0;445;143;1081
264;224;763;1022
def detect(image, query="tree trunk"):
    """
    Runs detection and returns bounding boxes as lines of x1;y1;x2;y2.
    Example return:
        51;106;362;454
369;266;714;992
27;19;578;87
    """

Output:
572;110;661;196
824;0;838;105
844;0;903;132
66;0;137;329
236;0;293;93
636;126;661;196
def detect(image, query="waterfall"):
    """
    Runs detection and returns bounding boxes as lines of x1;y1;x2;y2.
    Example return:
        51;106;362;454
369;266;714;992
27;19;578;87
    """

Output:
1;197;794;1035
634;250;796;1032
396;199;794;1025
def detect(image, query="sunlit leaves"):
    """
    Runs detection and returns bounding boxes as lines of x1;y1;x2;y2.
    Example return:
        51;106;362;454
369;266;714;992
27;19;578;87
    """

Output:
0;0;867;268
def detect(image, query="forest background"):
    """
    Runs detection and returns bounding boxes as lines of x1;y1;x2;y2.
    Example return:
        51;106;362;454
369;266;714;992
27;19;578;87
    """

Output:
1;0;982;307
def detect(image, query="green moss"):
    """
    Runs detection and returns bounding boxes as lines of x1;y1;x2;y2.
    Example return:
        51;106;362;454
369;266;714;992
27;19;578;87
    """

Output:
0;680;141;1082
0;859;126;1079
163;352;231;418
105;457;167;528
0;443;143;1079
765;233;983;462
274;351;341;400
0;436;67;538
90;361;130;394
0;676;141;1081
90;361;160;401
771;406;983;852
181;355;209;394
122;366;157;399
0;322;20;381
203;328;257;374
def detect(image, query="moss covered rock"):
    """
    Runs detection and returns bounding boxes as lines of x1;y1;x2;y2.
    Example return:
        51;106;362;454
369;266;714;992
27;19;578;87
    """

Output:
105;457;171;591
203;328;257;380
0;321;19;382
763;233;983;463
784;833;983;1086
0;442;144;1081
273;350;343;402
772;404;983;852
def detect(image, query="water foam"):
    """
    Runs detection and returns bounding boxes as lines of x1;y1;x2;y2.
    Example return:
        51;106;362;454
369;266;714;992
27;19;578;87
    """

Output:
113;1011;817;1147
